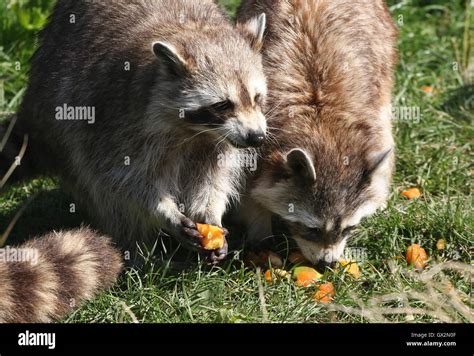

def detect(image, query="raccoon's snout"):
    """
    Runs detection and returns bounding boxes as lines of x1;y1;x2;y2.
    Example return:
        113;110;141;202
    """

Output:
225;112;267;148
228;130;266;148
244;130;266;147
293;235;348;265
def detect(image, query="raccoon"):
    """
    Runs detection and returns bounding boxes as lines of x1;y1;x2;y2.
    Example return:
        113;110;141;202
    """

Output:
237;0;398;266
0;228;122;323
4;0;268;263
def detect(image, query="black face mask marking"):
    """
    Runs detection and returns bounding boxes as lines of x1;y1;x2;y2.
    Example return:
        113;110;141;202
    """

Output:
184;100;235;126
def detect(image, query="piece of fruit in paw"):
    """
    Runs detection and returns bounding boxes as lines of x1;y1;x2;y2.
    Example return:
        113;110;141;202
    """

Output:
406;243;428;270
293;266;323;287
196;223;225;250
313;283;335;303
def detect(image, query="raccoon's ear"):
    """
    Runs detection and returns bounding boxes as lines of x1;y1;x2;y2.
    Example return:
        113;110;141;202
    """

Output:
152;41;188;76
286;148;317;182
238;13;266;51
366;148;393;176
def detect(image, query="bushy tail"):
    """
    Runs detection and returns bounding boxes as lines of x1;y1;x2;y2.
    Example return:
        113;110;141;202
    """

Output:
0;227;123;323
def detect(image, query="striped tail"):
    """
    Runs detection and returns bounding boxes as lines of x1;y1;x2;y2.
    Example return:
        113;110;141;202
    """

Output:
0;227;123;323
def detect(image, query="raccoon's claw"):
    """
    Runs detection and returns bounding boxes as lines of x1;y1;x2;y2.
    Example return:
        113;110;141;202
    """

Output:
181;217;197;230
207;238;228;264
177;231;203;251
206;227;229;264
222;227;229;236
175;217;203;251
182;227;203;245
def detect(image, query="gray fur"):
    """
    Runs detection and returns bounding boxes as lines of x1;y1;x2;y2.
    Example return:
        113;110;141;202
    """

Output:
14;0;267;255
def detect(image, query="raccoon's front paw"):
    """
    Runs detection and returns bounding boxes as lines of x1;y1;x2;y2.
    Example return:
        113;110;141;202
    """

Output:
177;218;229;263
206;227;229;265
175;217;205;251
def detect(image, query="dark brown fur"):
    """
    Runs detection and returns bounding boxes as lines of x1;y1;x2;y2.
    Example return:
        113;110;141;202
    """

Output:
237;0;398;264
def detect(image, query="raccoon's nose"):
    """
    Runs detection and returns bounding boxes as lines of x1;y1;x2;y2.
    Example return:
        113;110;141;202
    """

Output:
245;131;266;147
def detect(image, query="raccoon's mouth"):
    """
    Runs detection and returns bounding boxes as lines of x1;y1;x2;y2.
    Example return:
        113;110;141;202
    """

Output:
226;132;266;149
292;234;349;266
226;137;249;149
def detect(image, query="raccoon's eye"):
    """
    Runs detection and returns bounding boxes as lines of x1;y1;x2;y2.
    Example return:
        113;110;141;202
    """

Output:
211;99;234;114
306;227;322;240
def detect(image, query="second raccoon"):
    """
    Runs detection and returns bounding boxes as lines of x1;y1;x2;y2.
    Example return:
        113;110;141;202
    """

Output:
237;0;398;266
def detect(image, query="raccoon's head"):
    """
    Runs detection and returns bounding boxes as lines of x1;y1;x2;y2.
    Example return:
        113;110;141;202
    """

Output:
252;143;394;266
149;14;268;148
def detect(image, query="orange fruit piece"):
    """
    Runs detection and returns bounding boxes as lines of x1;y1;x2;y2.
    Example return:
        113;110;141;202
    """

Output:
401;188;421;200
436;239;446;251
264;269;273;284
313;283;335;303
421;86;433;94
339;259;361;279
293;267;323;287
264;269;289;284
406;244;428;269
196;223;225;250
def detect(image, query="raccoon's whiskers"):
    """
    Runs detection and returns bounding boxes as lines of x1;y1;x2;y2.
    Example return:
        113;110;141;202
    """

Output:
214;130;232;149
265;97;286;118
265;130;285;151
267;126;294;135
258;234;281;242
171;127;222;148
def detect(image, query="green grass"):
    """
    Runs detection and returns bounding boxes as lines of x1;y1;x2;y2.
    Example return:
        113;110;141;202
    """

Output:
0;0;472;323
